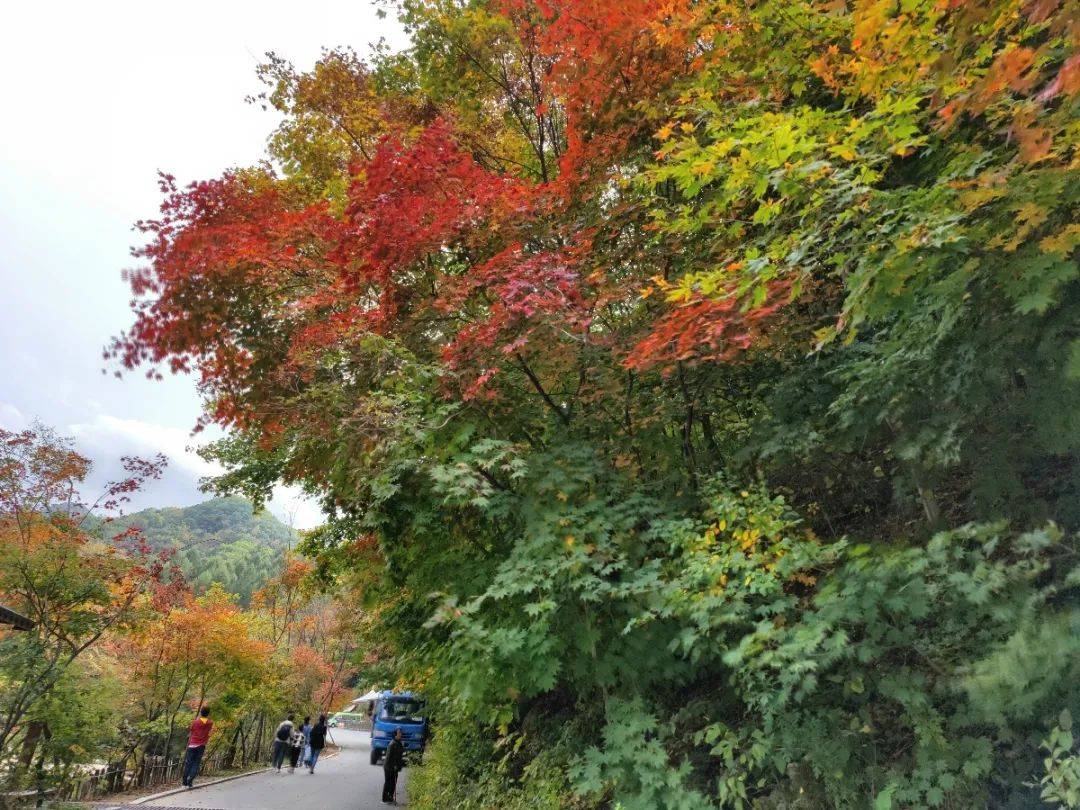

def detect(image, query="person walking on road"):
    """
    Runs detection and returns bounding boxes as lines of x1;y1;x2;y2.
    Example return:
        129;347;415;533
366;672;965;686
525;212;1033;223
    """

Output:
299;715;312;767
181;706;213;788
381;728;405;804
272;714;295;772
287;718;306;773
306;715;328;773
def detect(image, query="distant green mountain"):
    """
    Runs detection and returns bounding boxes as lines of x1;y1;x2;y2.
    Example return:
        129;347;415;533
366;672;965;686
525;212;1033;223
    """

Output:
105;497;296;604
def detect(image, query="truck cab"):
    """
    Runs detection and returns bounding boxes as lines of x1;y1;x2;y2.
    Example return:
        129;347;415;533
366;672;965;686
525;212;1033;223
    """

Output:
369;690;428;765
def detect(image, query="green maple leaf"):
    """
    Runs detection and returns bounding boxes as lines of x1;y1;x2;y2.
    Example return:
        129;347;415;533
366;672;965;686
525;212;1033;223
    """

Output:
1066;339;1080;381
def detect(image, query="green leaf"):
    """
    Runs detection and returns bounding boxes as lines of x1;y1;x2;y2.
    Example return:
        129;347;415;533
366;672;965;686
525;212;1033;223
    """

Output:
1066;340;1080;382
874;784;896;810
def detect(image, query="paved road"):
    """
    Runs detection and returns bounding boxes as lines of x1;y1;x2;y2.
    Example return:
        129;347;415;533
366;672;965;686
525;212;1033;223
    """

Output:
142;729;405;809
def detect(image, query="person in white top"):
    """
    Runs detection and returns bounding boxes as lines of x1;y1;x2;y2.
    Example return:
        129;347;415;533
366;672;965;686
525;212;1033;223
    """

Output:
271;714;295;772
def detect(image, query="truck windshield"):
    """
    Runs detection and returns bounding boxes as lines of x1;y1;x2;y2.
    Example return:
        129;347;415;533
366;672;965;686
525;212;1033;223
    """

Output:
380;699;425;723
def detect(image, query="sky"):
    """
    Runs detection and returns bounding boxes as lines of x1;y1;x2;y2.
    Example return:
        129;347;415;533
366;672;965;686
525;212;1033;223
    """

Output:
0;1;404;529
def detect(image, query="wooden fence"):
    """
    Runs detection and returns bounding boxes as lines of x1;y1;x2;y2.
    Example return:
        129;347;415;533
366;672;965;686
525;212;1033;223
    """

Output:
2;715;349;806
57;742;271;804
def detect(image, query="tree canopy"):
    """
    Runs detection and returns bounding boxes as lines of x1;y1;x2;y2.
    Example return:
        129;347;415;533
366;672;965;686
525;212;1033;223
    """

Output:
111;0;1079;806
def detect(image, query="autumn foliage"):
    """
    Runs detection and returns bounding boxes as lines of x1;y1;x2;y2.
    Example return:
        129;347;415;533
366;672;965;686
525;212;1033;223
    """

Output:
0;427;165;785
0;431;354;794
111;0;1080;806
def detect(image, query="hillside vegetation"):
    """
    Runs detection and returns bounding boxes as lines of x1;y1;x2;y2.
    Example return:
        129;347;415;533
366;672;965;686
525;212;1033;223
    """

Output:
107;497;295;603
109;0;1080;807
0;430;354;799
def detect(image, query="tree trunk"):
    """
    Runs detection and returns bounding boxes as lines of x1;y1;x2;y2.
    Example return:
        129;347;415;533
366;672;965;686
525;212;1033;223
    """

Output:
162;714;177;770
225;724;241;768
254;714;265;763
17;721;45;777
32;726;49;807
238;721;249;768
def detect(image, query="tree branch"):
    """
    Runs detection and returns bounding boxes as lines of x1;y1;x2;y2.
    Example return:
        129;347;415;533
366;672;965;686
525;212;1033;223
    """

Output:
514;354;570;425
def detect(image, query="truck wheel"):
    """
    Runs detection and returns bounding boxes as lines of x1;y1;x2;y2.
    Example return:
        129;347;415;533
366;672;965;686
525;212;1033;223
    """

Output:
370;748;381;766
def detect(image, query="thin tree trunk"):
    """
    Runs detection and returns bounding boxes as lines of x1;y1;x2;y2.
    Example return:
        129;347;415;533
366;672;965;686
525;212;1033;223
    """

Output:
238;721;249;768
254;714;265;763
225;724;241;768
18;721;44;776
33;732;49;809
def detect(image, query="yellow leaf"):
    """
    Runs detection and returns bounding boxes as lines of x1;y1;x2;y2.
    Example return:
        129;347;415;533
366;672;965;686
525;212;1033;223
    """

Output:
958;186;1005;211
1015;201;1049;228
1039;224;1080;256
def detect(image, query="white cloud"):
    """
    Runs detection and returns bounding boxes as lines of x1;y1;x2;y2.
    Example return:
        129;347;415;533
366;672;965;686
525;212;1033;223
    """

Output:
68;414;324;529
0;401;27;430
0;0;397;533
268;485;326;532
71;414;220;477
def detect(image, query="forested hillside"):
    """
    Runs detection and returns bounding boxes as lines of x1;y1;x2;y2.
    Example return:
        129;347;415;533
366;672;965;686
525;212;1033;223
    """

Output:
106;497;296;603
0;430;355;800
107;0;1080;807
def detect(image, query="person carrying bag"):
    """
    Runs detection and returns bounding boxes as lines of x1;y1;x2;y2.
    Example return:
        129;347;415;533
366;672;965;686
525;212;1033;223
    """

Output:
271;714;294;772
306;715;328;773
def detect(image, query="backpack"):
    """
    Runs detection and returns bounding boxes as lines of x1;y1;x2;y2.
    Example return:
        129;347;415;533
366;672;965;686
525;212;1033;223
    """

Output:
276;722;292;742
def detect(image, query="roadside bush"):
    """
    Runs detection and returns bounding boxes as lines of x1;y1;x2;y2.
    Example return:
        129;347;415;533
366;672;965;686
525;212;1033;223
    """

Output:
409;720;584;810
425;483;1080;808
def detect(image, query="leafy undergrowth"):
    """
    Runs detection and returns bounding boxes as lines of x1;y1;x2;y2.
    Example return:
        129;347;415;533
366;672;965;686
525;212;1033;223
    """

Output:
409;720;586;810
408;488;1080;808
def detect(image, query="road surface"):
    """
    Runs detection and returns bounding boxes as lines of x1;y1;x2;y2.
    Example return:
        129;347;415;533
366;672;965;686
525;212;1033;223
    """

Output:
136;728;405;809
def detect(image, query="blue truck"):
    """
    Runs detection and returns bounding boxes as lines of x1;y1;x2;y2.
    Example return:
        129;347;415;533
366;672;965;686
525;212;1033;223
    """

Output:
369;690;428;765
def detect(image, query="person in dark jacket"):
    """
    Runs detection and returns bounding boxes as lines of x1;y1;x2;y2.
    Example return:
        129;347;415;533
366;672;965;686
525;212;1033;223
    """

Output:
271;714;295;772
381;728;405;804
306;715;328;773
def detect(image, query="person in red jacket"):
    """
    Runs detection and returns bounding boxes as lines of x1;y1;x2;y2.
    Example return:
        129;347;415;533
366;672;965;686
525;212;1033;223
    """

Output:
182;707;213;788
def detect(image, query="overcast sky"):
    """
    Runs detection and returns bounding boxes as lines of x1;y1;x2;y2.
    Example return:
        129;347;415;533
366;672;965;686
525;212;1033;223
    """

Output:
0;1;403;528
